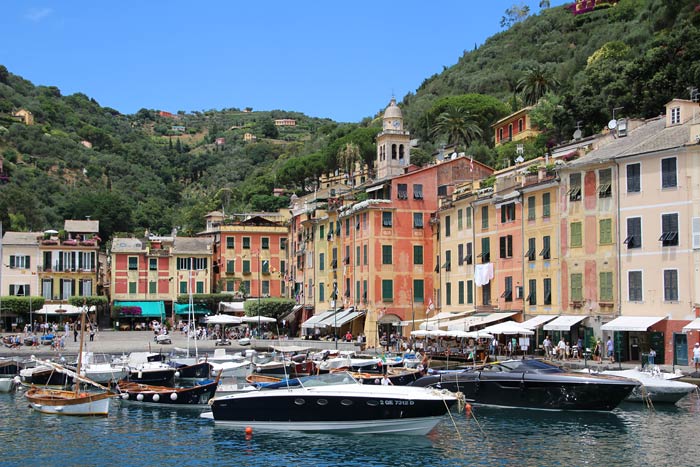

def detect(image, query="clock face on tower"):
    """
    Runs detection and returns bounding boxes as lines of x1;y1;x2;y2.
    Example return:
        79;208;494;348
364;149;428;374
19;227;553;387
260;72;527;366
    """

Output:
392;120;400;129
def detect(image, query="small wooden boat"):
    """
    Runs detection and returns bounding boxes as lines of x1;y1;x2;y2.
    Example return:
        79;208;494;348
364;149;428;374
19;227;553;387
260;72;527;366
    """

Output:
117;373;221;405
246;374;281;385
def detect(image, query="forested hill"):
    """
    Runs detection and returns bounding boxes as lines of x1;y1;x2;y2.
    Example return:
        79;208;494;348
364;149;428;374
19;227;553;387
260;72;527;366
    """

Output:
402;0;700;144
1;0;698;241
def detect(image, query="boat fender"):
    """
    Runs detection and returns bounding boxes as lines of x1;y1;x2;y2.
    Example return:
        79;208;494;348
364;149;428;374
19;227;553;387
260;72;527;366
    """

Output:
152;394;160;402
174;371;181;378
465;403;472;417
136;394;144;401
137;371;143;379
121;392;129;400
170;392;178;401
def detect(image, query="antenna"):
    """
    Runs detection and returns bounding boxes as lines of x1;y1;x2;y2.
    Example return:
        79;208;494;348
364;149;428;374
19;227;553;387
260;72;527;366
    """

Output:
573;121;583;141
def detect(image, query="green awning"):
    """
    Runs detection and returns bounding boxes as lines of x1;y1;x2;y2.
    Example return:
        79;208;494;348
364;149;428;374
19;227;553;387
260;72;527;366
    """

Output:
114;300;165;318
174;303;211;315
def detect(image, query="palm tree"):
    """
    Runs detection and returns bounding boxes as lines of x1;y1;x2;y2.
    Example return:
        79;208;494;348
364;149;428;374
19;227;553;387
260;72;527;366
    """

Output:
517;64;560;105
337;142;361;184
429;105;483;150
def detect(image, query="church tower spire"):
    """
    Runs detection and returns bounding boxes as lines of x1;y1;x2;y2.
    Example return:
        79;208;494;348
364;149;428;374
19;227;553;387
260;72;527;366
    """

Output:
376;97;411;179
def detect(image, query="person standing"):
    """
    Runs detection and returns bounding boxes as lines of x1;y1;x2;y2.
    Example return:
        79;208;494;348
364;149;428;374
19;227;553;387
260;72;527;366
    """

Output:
648;348;656;367
594;338;602;363
73;322;79;342
606;336;614;363
693;343;700;372
543;336;553;359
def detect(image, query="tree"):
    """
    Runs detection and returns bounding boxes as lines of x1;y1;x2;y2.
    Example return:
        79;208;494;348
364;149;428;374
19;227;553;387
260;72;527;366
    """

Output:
429;105;483;150
517;64;560;106
501;3;530;28
426;94;509;146
337;142;361;181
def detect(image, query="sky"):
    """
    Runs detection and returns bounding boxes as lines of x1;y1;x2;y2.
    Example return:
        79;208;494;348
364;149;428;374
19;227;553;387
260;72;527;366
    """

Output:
1;1;569;123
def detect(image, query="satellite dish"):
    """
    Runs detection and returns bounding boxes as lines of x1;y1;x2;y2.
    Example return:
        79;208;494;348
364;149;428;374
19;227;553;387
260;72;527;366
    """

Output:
607;119;618;130
573;129;582;140
515;155;525;163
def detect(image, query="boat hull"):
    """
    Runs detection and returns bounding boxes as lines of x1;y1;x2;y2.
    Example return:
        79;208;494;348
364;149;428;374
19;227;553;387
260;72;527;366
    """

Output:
118;380;218;405
25;389;112;416
127;368;176;385
171;361;212;379
0;376;17;393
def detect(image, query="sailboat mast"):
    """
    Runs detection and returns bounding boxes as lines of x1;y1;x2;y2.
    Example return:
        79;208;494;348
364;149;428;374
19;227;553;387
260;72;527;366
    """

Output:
75;306;86;395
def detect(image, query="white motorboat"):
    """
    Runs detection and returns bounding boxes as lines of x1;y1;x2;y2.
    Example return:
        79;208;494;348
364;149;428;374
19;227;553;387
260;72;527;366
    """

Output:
0;375;19;393
582;367;697;404
78;353;128;384
202;372;460;435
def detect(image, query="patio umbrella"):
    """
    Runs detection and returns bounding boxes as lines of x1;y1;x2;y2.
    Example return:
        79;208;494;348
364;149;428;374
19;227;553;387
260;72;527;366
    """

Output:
465;330;494;339
481;321;534;336
410;330;430;338
205;314;242;325
240;316;277;323
445;330;470;339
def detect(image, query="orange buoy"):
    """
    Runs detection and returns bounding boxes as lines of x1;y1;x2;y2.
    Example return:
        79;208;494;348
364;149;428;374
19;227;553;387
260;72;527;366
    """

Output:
465;403;472;417
245;426;253;435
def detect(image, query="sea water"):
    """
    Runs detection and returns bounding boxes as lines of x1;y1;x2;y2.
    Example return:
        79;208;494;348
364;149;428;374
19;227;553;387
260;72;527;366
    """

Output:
1;390;699;466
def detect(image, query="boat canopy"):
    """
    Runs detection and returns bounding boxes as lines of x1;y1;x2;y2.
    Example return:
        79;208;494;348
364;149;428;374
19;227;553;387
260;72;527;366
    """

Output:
601;316;666;332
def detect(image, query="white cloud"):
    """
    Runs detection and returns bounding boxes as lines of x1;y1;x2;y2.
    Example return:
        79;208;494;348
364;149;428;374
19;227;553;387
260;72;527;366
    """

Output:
25;7;53;22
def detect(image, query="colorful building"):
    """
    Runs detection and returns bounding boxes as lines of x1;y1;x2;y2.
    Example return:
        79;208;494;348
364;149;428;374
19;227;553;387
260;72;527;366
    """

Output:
492;106;540;147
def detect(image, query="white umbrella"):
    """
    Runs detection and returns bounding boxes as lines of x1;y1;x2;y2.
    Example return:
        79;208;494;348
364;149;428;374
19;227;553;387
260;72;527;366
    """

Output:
482;321;534;336
426;329;449;337
205;314;242;325
410;330;430;338
465;330;494;339
240;316;277;323
445;330;470;338
44;229;59;234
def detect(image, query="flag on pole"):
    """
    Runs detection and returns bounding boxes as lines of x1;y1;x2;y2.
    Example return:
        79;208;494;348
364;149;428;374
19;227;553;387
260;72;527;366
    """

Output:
469;156;474;172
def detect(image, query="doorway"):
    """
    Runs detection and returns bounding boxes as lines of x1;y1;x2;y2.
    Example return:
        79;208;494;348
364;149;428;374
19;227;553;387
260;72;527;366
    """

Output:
673;333;688;366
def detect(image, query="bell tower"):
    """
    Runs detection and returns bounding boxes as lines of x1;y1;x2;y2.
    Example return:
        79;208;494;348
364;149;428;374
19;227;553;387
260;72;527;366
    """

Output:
376;97;411;179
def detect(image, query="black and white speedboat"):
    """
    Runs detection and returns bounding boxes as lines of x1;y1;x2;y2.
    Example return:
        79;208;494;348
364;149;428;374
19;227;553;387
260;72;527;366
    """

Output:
117;352;176;385
411;359;639;411
202;372;458;435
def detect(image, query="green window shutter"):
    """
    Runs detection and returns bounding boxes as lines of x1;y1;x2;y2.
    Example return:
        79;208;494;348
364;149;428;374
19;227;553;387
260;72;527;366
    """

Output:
129;282;137;294
414;245;423;265
319;283;325;302
9;256;15;268
458;281;464;304
457;209;463;230
599;219;612;244
600;272;613;301
414;279;424;302
180;281;187;294
467;280;473;304
382;245;393;264
571;222;582;247
226;261;234;273
542;192;551;217
382;280;393;302
196;281;204;294
528;196;535;220
445;282;452;306
149;281;157;294
571;273;583;301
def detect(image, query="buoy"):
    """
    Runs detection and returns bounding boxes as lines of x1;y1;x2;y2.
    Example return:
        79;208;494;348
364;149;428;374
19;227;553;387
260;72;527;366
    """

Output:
152;394;160;402
136;394;144;401
174;371;181;378
122;393;129;400
465;403;472;417
170;392;178;401
245;426;253;439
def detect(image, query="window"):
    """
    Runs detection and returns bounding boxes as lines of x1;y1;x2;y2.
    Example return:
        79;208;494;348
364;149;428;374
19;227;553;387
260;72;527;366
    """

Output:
413;213;423;229
518;118;523;132
543;278;552;305
624;217;642;249
458;281;465;305
413;184;423;199
319;225;325;240
500;202;515;223
527;196;535;221
149;281;157;294
397;183;408;200
443;250;451;271
499;235;513;259
179;281;187;294
458;244;464;266
540;236;551;259
445;282;452;306
193;258;207;270
319;283;325;302
226;237;235;249
457;209;463;230
481;206;489;229
363;244;368;265
525;237;536;261
128;257;138;271
10;284;29;296
344;246;350;265
626;163;641;193
465;242;473;265
542;192;551;218
599;218;613;245
382;212;393;227
280;260;286;274
382;245;393;265
363;280;368;303
319;253;325;271
437;185;448;197
600;272;613;301
382;280;393;302
479;237;490;263
262;280;270;296
661;157;677;188
149;258;158;271
521;279;534;306
466;207;472;228
660;213;679;246
261;237;269;249
356;246;361;266
598;168;612;198
663;269;678;301
345;218;350;236
414;279;424;302
242;260;251;274
129;282;137;294
196;281;204;294
414;245;423;265
502;276;513;302
226;260;235;274
445;215;451;237
226;280;235;292
9;255;30;269
568;173;582;201
467;280;473;304
356;281;361;302
628;271;643;301
570;222;582;247
280;238;287;250
262;260;270;274
671;107;681;125
242;237;251;249
570;273;583;301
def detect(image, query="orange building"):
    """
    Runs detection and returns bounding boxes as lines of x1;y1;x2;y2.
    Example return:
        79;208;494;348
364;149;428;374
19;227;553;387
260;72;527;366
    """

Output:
492;106;540;147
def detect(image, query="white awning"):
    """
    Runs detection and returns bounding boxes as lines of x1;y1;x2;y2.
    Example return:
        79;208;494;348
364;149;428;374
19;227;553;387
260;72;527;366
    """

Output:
334;310;365;328
365;184;384;193
521;315;557;330
36;304;95;315
601;316;666;332
446;312;518;331
300;310;337;329
481;320;534;335
682;318;700;333
281;304;303;324
407;310;474;328
543;315;587;331
219;301;245;313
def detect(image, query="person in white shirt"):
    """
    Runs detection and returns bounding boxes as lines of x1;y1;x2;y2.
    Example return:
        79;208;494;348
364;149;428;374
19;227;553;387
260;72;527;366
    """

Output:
380;374;393;386
693;343;700;372
557;338;566;360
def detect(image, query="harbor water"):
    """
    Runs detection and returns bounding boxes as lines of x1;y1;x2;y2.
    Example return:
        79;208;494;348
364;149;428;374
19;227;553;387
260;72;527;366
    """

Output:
2;389;699;466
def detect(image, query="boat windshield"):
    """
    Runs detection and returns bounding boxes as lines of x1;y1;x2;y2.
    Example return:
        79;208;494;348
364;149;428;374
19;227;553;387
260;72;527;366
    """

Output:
495;359;565;373
299;372;359;388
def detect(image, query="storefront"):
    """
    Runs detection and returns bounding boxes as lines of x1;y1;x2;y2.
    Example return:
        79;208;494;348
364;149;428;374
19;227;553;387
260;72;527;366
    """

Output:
601;316;666;363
